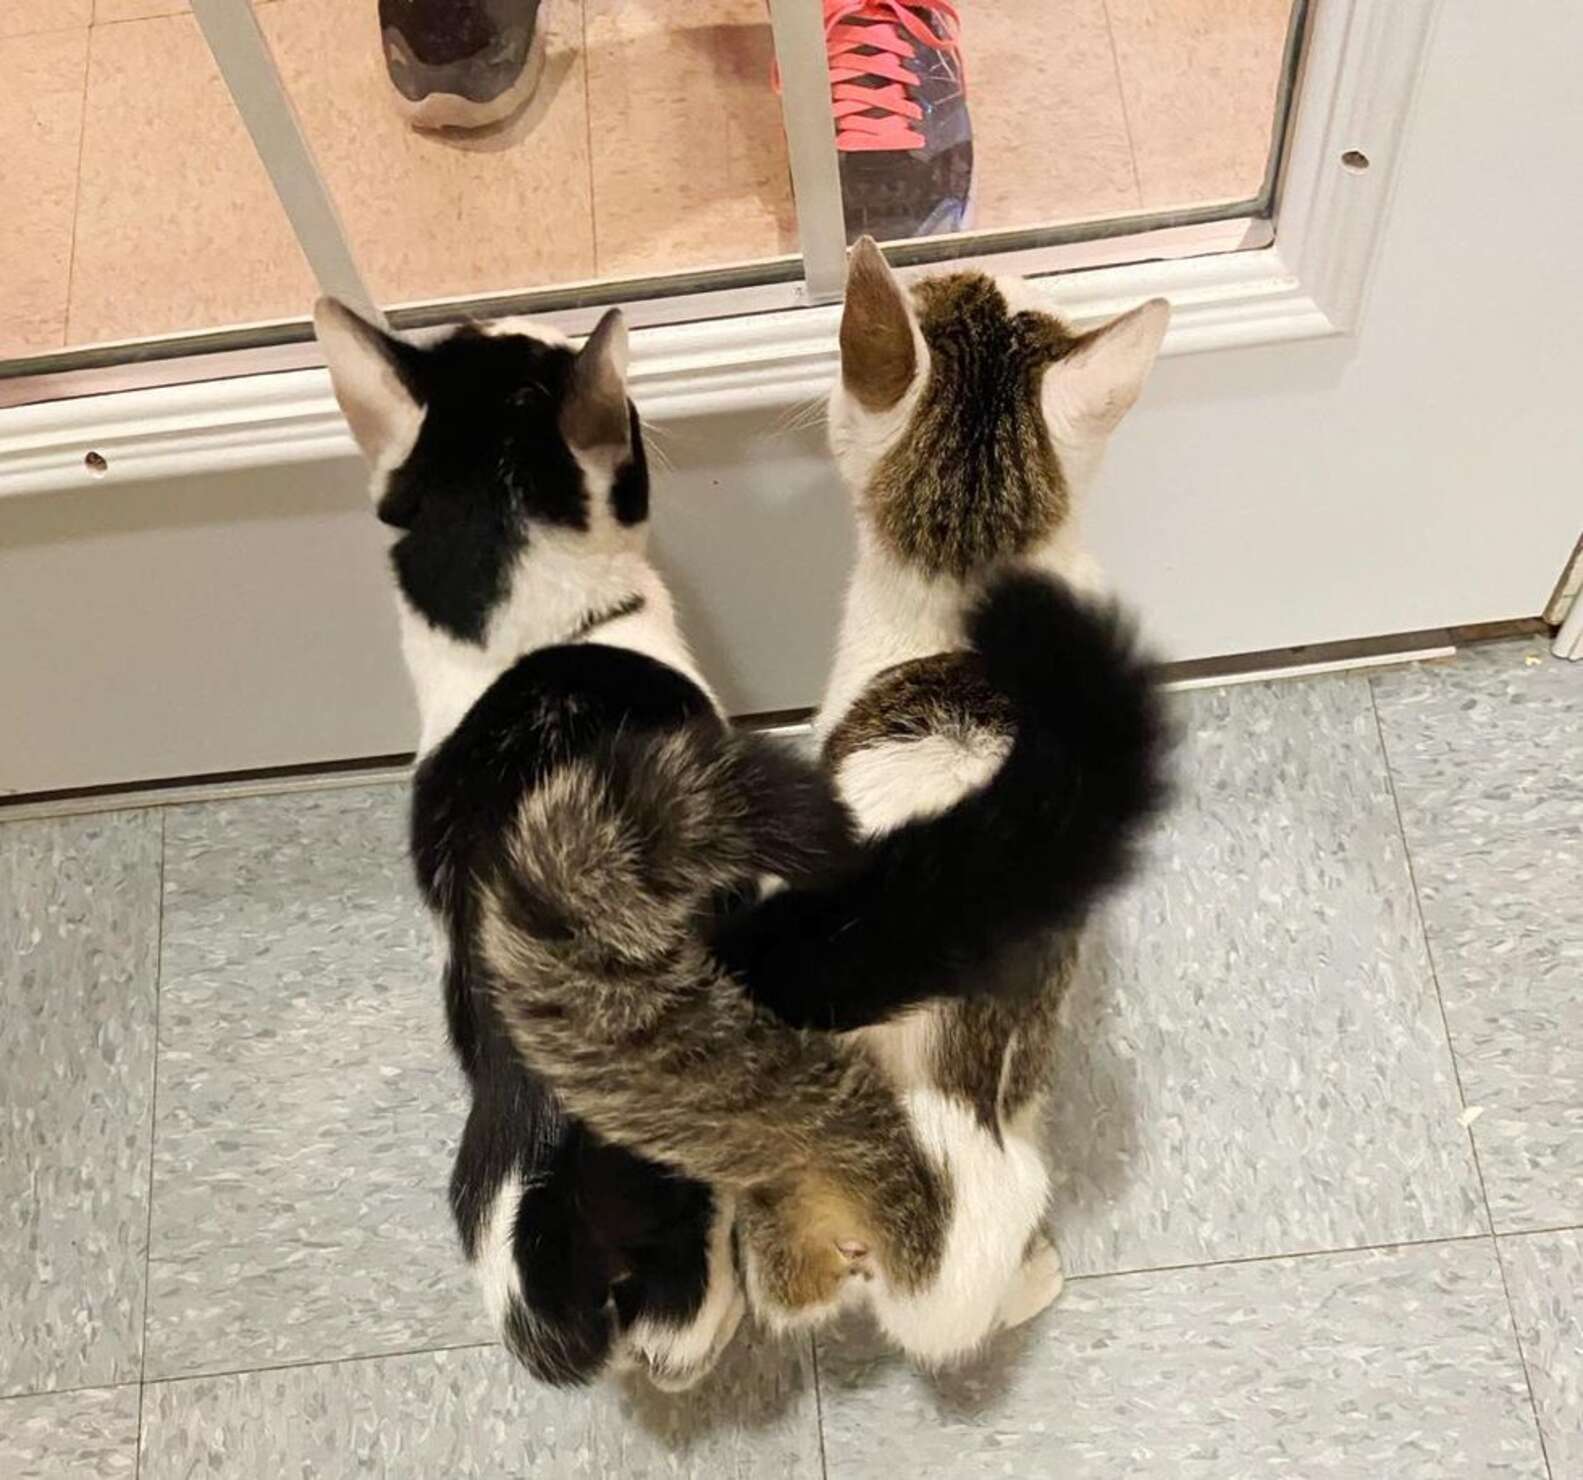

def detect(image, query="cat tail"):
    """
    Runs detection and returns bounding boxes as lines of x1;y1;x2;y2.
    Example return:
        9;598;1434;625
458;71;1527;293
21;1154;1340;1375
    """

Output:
710;568;1173;1031
479;571;1168;1188
478;722;915;1193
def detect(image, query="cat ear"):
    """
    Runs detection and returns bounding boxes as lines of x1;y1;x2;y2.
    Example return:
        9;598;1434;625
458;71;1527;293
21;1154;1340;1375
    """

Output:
561;308;632;454
840;236;919;412
314;298;425;468
1051;298;1170;434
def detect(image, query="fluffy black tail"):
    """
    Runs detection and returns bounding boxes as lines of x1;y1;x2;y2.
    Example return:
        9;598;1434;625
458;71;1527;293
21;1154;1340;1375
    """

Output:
713;569;1172;1031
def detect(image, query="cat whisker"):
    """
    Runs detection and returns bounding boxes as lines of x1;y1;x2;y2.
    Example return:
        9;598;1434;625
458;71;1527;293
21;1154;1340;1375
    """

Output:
640;417;677;474
763;393;829;443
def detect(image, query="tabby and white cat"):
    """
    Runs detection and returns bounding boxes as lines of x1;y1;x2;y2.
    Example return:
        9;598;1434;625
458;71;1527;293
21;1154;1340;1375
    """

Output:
808;241;1173;1355
473;247;1171;1364
313;296;1160;1384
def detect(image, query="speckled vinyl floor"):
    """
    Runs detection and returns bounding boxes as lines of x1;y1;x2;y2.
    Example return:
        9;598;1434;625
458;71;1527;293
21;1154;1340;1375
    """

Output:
2;637;1579;1479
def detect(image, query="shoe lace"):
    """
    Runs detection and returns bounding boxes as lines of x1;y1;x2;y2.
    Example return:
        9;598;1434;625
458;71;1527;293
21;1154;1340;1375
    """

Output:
824;0;963;153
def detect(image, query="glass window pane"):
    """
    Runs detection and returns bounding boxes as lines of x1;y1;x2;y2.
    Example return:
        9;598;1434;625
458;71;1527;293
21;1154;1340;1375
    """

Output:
585;0;800;279
258;0;800;309
0;21;89;361
1;0;814;380
830;0;1301;248
1;0;1307;384
0;2;315;362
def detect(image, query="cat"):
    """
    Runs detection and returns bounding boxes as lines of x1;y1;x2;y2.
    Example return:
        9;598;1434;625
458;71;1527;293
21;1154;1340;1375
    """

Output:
804;240;1174;1355
315;302;763;1389
314;297;1162;1385
467;248;1172;1364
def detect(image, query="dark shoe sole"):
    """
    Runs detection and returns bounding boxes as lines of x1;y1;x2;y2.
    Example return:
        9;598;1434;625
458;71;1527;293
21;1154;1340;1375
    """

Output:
389;21;546;131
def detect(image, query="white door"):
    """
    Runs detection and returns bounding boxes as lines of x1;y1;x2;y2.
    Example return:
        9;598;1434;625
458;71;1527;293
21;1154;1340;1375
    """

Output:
0;0;1576;795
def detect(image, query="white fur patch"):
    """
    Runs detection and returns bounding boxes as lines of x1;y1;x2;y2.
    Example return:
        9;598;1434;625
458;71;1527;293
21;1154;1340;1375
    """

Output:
401;539;717;756
838;732;1006;833
483;315;573;348
994;1234;1064;1331
474;1171;525;1331
625;1193;745;1389
815;530;969;740
400;606;505;757
867;1092;1051;1364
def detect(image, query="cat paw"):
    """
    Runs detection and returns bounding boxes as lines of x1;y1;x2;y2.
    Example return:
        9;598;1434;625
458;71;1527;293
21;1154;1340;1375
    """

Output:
996;1234;1065;1331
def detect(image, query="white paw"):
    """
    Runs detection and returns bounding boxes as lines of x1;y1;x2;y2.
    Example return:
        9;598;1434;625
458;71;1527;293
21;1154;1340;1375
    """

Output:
996;1237;1065;1331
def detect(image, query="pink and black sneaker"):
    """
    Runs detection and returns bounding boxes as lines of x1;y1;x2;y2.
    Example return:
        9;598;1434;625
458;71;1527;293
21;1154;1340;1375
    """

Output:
825;0;972;241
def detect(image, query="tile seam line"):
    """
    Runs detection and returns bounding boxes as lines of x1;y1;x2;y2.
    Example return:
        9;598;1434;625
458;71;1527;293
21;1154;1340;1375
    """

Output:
810;1333;831;1480
1062;1229;1492;1287
0;23;91;40
580;0;599;280
1364;673;1503;1230
1363;676;1482;1173
93;3;283;29
1489;1234;1558;1480
61;23;93;353
1366;673;1553;1480
133;805;166;1480
1497;1222;1583;1243
1097;0;1146;207
141;1339;497;1388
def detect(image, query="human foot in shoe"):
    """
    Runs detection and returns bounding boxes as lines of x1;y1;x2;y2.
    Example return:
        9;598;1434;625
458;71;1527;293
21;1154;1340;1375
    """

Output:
381;0;545;130
824;0;973;241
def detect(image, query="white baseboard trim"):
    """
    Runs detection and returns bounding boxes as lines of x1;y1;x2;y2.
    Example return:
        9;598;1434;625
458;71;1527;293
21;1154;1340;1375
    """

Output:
1;635;1468;823
1163;643;1456;692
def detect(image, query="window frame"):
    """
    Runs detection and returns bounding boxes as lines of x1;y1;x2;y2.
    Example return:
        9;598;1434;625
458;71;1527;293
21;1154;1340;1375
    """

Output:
0;0;1439;498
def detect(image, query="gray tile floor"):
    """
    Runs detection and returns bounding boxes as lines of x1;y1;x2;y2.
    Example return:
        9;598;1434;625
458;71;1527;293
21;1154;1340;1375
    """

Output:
2;637;1578;1479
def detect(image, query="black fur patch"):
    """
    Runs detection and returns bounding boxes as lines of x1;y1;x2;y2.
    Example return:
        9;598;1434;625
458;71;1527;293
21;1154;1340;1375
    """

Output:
714;571;1171;1032
378;328;647;643
610;404;650;526
417;642;721;1384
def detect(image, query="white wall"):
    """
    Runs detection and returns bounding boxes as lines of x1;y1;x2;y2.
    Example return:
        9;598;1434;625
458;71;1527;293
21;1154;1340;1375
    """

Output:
2;0;1578;795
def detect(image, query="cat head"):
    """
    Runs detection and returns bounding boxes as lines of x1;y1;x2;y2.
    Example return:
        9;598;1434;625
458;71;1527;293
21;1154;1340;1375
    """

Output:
828;237;1168;581
314;301;648;645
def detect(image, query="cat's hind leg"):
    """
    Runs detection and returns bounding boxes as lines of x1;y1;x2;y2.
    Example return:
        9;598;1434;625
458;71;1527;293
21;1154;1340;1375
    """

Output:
994;1229;1065;1331
627;1195;747;1392
632;1282;746;1393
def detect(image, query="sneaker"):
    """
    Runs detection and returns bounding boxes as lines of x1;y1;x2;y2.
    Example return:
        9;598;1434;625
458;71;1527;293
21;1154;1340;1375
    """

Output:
381;0;545;130
824;0;972;242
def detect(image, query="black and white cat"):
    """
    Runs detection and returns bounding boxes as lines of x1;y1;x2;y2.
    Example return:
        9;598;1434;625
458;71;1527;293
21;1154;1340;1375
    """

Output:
316;303;766;1389
316;294;1167;1382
